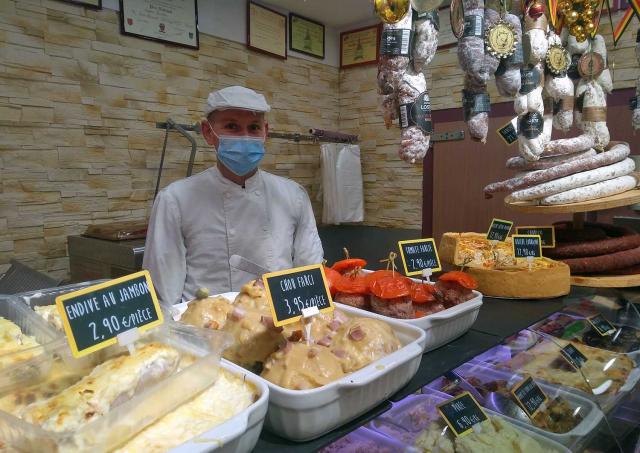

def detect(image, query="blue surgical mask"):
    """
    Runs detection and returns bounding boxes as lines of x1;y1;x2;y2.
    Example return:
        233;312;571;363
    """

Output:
208;123;266;176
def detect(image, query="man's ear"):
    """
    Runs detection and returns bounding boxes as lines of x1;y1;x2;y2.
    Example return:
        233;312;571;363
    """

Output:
201;118;215;146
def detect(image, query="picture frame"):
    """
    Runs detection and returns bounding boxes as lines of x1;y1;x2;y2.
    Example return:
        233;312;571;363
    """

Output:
119;0;199;49
247;1;287;59
59;0;102;8
289;12;325;59
340;23;382;69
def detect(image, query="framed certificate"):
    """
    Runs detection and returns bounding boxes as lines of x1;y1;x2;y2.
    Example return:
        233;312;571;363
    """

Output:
119;0;199;49
61;0;101;7
289;13;325;59
340;24;381;69
247;2;287;59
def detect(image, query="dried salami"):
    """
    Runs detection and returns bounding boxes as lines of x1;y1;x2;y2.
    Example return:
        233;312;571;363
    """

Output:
495;13;523;97
540;174;638;205
560;244;640;274
505;149;596;170
485;142;630;197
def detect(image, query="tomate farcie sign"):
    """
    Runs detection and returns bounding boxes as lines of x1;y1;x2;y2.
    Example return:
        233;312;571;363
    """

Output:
398;238;442;276
437;392;488;437
511;375;548;418
512;235;543;258
56;270;163;358
487;218;513;242
515;226;555;248
262;264;334;327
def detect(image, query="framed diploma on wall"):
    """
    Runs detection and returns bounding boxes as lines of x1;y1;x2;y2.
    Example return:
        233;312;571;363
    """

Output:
61;0;102;8
340;24;381;69
119;0;199;49
247;1;287;59
289;13;325;59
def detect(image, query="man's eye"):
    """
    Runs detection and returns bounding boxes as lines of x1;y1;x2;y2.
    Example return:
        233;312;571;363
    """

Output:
224;123;239;130
249;125;262;132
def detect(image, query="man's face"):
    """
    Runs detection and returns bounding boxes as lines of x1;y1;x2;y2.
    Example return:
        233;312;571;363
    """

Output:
202;109;268;149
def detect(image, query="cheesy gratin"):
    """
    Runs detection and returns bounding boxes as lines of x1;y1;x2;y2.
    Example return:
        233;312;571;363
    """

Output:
20;343;180;432
114;368;258;453
33;305;64;331
0;317;41;370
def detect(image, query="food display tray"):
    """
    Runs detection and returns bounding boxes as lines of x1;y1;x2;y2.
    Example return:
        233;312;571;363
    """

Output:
169;360;269;453
469;332;640;413
174;292;426;442
0;322;229;453
347;270;484;352
0;295;62;382
368;390;571;452
14;280;109;311
423;361;604;449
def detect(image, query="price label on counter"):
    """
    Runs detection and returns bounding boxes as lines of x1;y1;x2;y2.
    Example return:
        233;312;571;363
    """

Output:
588;314;617;336
437;392;488;437
511;375;548;419
398;238;442;276
56;270;163;358
560;343;588;369
515;226;555;248
512;235;542;258
262;264;334;327
497;118;518;145
487;218;513;242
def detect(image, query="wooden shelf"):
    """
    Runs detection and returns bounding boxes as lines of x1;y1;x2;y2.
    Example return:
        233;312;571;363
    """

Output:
505;189;640;214
571;273;640;288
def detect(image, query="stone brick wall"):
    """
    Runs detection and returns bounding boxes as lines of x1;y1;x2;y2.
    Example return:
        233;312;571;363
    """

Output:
0;0;637;279
0;0;337;279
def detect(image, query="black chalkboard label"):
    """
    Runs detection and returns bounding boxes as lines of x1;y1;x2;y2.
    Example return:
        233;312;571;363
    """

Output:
568;54;581;80
497;120;518;145
399;92;433;133
398;238;442;276
516;226;555;248
463;15;483;38
518;112;544;139
437;392;488;437
512;235;542;258
588;314;616;336
55;270;164;358
262;264;334;327
511;375;548;418
560;343;588;369
631;96;638;111
487;218;513;242
380;29;412;56
520;67;540;94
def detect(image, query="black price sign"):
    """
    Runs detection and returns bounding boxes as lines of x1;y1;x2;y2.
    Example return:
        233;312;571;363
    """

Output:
560;343;588;369
437;392;488;437
516;226;555;248
511;375;548;418
398;238;442;276
262;264;334;327
512;235;542;258
497;119;518;145
56;270;164;358
487;218;513;242
588;314;616;336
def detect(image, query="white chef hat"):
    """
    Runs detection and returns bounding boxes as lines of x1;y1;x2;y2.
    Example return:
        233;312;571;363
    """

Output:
204;86;271;116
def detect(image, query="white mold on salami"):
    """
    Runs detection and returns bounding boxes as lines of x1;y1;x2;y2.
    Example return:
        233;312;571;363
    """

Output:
540;175;638;205
542;133;595;156
506;149;597;171
458;0;488;85
507;157;635;202
398;69;430;163
580;80;610;151
523;14;548;64
412;12;438;73
495;13;523;97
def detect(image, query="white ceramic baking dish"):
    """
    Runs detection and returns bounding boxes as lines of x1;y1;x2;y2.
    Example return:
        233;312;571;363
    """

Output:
174;292;426;442
339;270;483;352
423;361;604;449
168;360;269;453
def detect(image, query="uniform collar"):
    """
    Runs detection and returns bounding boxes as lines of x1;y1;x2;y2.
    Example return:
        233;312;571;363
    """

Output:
211;166;262;192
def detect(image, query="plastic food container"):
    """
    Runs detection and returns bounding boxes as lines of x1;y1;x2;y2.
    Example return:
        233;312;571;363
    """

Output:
174;293;426;442
469;329;640;412
168;360;269;453
14;280;109;312
529;311;640;359
0;321;230;453
368;391;571;452
338;270;483;352
0;295;63;383
423;361;604;449
319;426;413;453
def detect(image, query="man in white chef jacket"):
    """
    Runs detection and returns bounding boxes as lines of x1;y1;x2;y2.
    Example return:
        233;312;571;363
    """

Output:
143;86;324;304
